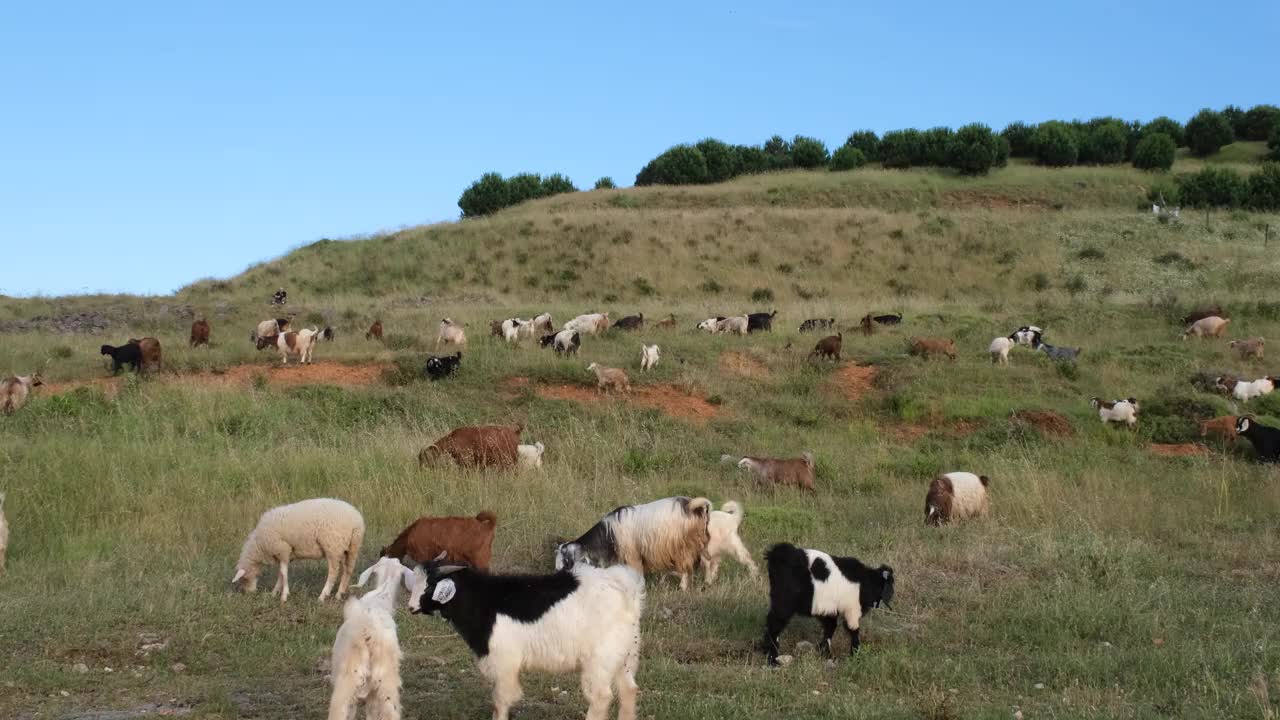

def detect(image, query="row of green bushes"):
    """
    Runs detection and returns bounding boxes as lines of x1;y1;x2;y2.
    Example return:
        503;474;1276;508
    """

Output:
457;172;578;218
1150;162;1280;210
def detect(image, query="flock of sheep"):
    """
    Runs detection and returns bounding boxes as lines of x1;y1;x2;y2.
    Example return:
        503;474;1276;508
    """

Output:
2;297;1278;720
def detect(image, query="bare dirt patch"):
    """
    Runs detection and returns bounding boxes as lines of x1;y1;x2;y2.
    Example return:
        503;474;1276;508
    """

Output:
534;383;719;424
829;363;877;401
1150;443;1211;457
42;362;390;398
1011;409;1074;436
718;351;770;379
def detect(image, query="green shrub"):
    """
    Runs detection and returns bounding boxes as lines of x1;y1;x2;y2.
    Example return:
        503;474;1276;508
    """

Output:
1147;178;1181;206
1179;166;1246;208
1247;162;1280;211
1142;116;1185;147
696;138;738;182
635;145;709;186
1133;132;1177;171
751;287;775;302
632;277;657;296
946;123;1001;175
829;145;867;171
540;173;577;196
762;135;793;170
1080;121;1128;165
1185;109;1235;157
1269;126;1280;160
880;129;925;169
699;278;723;294
458;172;511;218
506;173;544;205
593;176;616;190
733;145;771;174
1222;105;1246;138
1033;121;1078;166
995;135;1011;168
921;127;954;166
1001;121;1037;157
1025;272;1051;292
790;135;830;169
845;130;880;161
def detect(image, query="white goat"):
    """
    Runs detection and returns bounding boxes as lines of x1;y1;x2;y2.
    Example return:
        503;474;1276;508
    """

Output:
988;336;1014;365
702;501;757;584
517;442;545;469
1230;376;1276;402
531;312;554;334
328;557;415;720
716;316;749;336
1090;397;1139;426
436;318;468;349
640;344;660;371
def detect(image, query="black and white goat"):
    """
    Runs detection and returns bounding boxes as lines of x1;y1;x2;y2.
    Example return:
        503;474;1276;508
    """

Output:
798;318;835;333
423;352;462;381
555;496;710;591
1011;325;1042;345
408;554;643;720
1236;416;1280;462
761;543;894;665
553;329;581;355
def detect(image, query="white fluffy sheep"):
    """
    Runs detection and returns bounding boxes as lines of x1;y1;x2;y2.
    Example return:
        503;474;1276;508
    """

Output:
640;344;660;371
1090;397;1139;426
232;498;365;603
0;492;8;573
702;501;757;584
517;442;545;469
329;557;415;720
925;472;991;525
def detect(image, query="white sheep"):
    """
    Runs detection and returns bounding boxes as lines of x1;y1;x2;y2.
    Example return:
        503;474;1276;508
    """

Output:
640;344;660;371
436;318;468;349
1090;397;1139;426
329;557;415;720
702;501;757;584
232;498;365;603
988;336;1014;365
0;492;8;573
517;442;545;469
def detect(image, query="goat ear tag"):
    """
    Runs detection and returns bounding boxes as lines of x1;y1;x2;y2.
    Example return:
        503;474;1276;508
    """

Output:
432;579;456;604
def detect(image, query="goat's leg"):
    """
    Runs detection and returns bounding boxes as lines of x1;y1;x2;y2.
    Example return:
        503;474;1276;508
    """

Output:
762;608;791;664
490;669;523;720
703;556;720;585
729;535;759;578
817;616;839;656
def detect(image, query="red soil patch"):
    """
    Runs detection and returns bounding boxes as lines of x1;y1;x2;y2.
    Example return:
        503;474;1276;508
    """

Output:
1010;409;1074;437
719;351;770;379
534;383;719;424
1150;443;1211;457
43;361;391;398
829;363;877;401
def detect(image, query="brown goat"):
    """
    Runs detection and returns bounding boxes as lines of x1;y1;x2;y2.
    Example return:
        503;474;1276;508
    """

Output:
909;336;957;361
366;319;383;341
1229;337;1265;360
489;320;504;337
810;333;842;361
128;337;163;372
1200;415;1239;443
189;319;210;348
380;511;497;570
418;424;522;469
655;314;677;330
733;454;816;491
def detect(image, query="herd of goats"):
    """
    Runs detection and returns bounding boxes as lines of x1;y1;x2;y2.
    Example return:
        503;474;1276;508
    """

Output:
1;296;1278;720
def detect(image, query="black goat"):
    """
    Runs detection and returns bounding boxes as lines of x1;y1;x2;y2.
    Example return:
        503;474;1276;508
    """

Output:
612;313;644;331
747;311;777;333
872;312;903;325
322;326;335;342
100;343;143;374
1236;416;1280;462
423;352;462;381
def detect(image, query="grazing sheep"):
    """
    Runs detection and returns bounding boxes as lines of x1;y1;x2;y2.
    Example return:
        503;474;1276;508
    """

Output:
1224;376;1277;402
761;543;895;665
988;336;1015;365
702;501;757;584
423;352;462;381
130;337;163;372
277;327;320;364
418;424;522;469
697;317;725;333
1181;305;1224;326
232;498;365;603
924;472;991;526
328;557;414;720
728;453;817;492
553;330;581;355
872;312;903;325
1182;315;1230;340
1;373;43;414
1091;397;1139;426
1236;416;1280;462
715;316;749;336
518;442;545;469
1011;326;1043;345
381;512;498;570
322;326;336;342
531;312;554;334
189;319;211;347
1034;339;1081;364
100;343;143;374
810;333;842;361
799;318;835;333
563;312;610;336
436;318;468;349
747;311;777;333
909;337;957;361
366;320;384;341
1230;337;1265;360
408;557;643;720
0;492;7;573
555;496;711;592
612;313;644;332
654;314;677;330
640;344;660;371
587;363;630;393
1200;415;1238;443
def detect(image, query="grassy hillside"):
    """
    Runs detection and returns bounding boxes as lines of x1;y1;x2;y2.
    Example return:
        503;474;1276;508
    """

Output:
2;155;1280;719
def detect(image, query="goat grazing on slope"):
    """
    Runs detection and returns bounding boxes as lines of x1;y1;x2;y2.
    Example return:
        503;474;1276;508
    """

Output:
555;496;712;591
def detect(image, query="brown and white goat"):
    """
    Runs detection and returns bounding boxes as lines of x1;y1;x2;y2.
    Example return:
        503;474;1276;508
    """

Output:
924;472;990;526
728;453;817;491
277;327;319;364
587;363;630;393
418;424;522;469
381;511;498;571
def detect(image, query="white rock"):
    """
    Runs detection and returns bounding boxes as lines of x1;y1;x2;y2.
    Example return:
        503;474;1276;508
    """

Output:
71;663;88;674
171;663;187;674
1033;683;1045;690
774;654;794;666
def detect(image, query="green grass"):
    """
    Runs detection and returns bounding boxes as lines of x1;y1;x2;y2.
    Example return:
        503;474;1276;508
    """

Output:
3;162;1280;719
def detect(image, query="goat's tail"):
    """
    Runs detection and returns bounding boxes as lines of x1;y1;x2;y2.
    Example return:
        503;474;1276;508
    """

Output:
719;454;741;465
475;510;498;525
719;500;742;518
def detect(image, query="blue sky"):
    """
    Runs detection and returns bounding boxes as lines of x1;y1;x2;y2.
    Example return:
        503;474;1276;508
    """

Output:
2;1;1275;297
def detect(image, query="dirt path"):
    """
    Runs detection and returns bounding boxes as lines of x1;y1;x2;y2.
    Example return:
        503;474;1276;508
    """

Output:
42;361;391;398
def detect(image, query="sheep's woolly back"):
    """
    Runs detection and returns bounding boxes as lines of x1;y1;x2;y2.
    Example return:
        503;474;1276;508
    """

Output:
606;497;711;575
237;498;364;574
